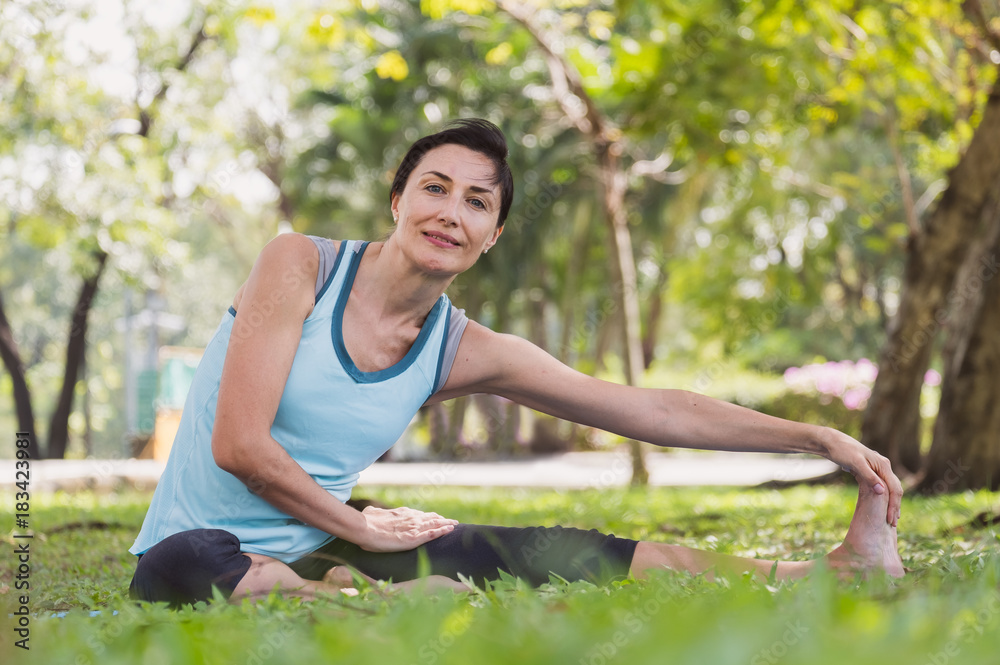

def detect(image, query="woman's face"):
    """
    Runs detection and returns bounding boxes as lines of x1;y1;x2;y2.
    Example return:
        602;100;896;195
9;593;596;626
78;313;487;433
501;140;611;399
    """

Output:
390;143;504;276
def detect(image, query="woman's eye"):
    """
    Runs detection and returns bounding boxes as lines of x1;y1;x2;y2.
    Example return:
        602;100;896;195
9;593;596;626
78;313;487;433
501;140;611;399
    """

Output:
426;184;443;193
470;199;486;209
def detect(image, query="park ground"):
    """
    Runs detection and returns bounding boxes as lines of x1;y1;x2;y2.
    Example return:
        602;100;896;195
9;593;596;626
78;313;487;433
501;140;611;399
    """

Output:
1;482;999;665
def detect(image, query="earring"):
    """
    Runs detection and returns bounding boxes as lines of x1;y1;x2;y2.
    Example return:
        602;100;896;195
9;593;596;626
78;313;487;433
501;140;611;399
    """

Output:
483;248;489;254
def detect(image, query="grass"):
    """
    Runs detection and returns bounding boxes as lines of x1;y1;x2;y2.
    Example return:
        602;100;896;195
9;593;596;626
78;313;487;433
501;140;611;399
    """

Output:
2;485;999;664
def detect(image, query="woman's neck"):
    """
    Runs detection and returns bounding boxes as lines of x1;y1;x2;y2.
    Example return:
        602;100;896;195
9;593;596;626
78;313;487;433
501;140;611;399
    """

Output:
353;240;454;327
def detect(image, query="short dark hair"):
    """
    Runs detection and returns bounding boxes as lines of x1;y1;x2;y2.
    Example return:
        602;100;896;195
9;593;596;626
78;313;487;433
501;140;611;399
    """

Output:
390;118;514;228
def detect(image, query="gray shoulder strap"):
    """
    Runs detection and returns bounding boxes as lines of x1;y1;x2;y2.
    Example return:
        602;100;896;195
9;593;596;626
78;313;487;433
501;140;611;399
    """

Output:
307;235;338;299
434;305;470;393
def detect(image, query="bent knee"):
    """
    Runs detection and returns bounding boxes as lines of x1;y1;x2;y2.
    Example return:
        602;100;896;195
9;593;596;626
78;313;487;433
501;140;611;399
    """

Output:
129;529;251;608
231;553;311;600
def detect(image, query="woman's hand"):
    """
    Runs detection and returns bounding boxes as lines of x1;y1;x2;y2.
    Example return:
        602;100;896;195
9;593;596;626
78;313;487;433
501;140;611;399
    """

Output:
358;506;459;552
819;427;902;527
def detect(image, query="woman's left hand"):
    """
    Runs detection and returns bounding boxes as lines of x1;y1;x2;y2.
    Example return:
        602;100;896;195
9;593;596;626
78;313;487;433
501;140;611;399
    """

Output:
358;505;459;552
820;427;902;527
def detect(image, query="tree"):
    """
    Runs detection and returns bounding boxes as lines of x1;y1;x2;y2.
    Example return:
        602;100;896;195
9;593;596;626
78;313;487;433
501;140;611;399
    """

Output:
862;59;1000;475
6;0;994;472
420;0;951;470
0;289;37;456
493;0;656;483
852;0;1000;475
916;183;1000;492
0;2;210;457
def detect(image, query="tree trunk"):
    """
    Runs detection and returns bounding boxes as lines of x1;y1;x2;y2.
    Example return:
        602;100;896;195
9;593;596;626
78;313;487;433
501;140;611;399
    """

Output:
641;267;669;369
938;185;1000;399
447;397;470;455
426;403;447;457
526;263;549;351
427;397;470;459
917;256;1000;492
46;251;108;459
557;199;594;364
591;301;619;376
81;351;93;456
477;394;522;456
917;189;1000;493
862;335;932;474
861;65;1000;474
599;147;649;485
497;0;649;483
0;287;40;459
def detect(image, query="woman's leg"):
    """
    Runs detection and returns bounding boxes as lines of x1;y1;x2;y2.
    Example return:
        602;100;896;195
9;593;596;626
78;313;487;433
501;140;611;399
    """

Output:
231;553;465;601
230;553;350;601
629;482;905;581
207;483;906;605
130;529;254;607
297;523;638;588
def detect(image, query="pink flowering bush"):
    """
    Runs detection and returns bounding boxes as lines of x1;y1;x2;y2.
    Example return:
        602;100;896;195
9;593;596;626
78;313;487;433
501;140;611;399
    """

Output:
783;359;942;411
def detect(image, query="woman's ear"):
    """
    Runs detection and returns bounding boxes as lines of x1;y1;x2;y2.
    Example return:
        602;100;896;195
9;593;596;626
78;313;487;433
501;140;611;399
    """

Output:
489;224;504;246
390;193;400;223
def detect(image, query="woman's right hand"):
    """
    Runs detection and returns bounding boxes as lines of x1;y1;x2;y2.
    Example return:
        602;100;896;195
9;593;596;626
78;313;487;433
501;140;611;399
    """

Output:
358;506;459;552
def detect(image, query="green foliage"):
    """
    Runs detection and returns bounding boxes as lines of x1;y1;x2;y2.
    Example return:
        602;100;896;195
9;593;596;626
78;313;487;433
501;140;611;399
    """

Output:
2;487;998;664
2;0;999;459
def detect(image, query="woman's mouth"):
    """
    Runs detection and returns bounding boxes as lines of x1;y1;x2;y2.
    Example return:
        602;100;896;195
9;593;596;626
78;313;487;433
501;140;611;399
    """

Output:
423;232;461;248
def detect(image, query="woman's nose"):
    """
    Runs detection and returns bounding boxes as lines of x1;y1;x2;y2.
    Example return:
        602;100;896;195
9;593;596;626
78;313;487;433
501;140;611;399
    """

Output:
437;194;461;224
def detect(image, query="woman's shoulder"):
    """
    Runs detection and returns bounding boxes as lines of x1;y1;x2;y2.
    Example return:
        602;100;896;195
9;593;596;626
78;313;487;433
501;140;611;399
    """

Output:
303;235;342;256
257;232;319;256
253;235;344;293
262;233;341;256
232;234;333;314
254;234;351;275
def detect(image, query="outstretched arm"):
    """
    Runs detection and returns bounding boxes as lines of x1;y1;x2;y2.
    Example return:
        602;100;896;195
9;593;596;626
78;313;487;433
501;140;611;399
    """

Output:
433;322;901;527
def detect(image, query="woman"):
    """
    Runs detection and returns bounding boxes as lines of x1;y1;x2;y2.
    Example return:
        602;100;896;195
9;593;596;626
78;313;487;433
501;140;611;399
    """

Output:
129;119;904;608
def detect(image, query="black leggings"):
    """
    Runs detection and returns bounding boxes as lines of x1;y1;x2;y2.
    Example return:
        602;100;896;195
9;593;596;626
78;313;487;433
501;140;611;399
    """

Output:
129;525;638;608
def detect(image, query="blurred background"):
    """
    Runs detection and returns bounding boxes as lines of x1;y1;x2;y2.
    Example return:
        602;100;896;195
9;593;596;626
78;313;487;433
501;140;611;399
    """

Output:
1;0;998;492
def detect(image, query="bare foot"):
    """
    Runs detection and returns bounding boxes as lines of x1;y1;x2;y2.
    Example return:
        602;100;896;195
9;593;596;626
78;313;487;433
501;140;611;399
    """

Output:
394;575;469;594
322;565;369;596
324;565;467;594
826;484;905;579
323;565;368;587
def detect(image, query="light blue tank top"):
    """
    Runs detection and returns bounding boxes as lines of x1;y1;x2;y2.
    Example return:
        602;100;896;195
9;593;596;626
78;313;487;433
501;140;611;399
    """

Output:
130;240;453;563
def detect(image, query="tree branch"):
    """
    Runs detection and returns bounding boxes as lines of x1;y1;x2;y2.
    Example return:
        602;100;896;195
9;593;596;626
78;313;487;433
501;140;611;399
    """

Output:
758;158;845;201
884;104;921;239
496;1;611;143
138;19;210;138
628;150;688;183
46;251;108;459
963;0;1000;51
0;286;40;458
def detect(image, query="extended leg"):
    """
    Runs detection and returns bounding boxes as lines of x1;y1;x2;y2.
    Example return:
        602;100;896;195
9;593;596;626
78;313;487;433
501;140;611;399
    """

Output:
629;542;813;582
630;482;904;581
300;524;638;588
